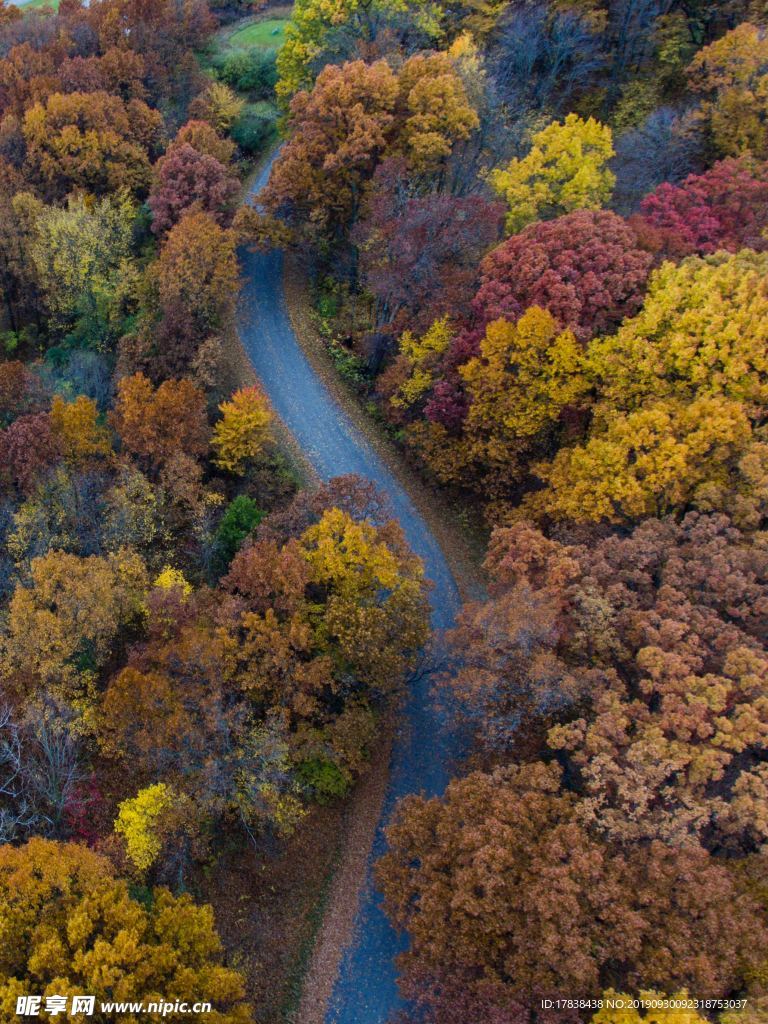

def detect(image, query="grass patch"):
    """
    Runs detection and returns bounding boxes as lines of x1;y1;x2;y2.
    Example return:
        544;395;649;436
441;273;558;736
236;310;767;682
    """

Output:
227;18;287;50
20;0;60;9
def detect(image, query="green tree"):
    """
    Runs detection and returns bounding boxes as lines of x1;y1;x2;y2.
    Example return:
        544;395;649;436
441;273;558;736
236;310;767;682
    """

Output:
214;495;264;571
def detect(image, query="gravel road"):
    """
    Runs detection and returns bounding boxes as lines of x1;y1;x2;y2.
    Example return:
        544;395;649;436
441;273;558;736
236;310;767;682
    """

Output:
239;154;464;1024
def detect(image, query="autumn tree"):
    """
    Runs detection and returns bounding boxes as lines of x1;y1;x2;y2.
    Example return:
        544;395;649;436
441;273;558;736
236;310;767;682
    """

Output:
22;91;162;198
0;412;61;496
0;838;251;1022
523;395;758;525
264;55;478;247
174;120;236;165
97;629;306;838
490;114;615;233
394;51;479;174
392;307;592;512
87;0;214;109
452;515;768;850
442;522;587;753
58;47;149;102
50;395;112;464
264;59;400;245
275;0;442;101
472;210;652;341
461;309;589;484
149;142;240;236
590;250;768;413
156;210;239;341
355;157;503;333
189;81;244;133
635;157;768;257
687;23;768;157
0;362;48;427
3;547;147;697
17;191;136;346
297;507;430;691
111;372;209;470
256;473;393;544
224;506;430;703
0;166;42;335
114;781;174;872
377;761;763;1007
211;387;273;475
386;317;455;414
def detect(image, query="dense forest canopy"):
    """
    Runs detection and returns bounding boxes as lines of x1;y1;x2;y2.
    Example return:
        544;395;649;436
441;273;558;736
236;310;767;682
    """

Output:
1;0;768;1019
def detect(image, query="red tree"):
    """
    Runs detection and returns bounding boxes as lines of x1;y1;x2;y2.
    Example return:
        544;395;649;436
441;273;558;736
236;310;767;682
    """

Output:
149;142;240;235
472;209;652;341
635;157;768;257
0;412;61;494
355;157;503;333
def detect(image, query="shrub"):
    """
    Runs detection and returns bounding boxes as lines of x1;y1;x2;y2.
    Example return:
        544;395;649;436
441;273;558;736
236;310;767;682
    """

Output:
221;48;278;98
231;106;278;154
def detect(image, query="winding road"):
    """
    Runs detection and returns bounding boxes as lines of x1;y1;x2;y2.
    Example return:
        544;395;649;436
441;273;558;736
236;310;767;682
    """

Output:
238;154;464;1023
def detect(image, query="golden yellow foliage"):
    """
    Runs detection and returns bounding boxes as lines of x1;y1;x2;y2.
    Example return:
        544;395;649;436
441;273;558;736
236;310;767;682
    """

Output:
392;317;453;409
153;565;193;596
298;507;430;691
115;782;173;872
50;395;112;463
211;386;273;475
461;308;589;447
397;52;479;173
592;992;709;1024
4;548;148;693
590;251;768;413
688;23;768;156
490;113;615;233
0;838;251;1022
524;396;754;523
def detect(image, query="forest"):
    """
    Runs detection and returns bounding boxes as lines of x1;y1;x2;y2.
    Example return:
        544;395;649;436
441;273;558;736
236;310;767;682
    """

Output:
0;0;767;1020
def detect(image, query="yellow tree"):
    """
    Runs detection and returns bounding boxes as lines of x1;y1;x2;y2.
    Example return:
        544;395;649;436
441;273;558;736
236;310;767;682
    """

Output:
490;114;615;233
687;23;768;157
390;316;454;410
523;396;754;524
22;91;162;198
298;507;431;692
212;386;273;475
115;782;174;872
589;250;768;414
15;191;136;344
0;838;251;1022
4;548;148;694
395;51;479;174
50;395;112;463
190;82;244;133
460;308;590;482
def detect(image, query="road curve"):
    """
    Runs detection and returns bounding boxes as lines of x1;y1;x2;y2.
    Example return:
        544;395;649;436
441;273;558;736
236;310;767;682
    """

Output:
239;154;464;1023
